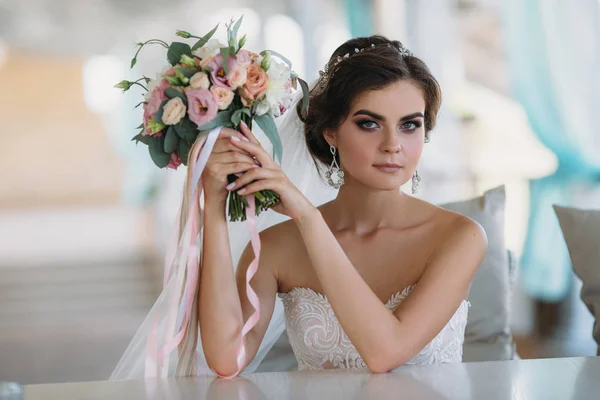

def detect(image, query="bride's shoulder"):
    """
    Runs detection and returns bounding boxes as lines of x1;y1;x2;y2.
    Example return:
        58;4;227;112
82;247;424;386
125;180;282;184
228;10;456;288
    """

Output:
415;197;487;249
257;218;303;255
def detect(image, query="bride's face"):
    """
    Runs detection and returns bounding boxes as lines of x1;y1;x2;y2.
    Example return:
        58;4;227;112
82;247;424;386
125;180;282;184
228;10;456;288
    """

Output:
327;80;426;191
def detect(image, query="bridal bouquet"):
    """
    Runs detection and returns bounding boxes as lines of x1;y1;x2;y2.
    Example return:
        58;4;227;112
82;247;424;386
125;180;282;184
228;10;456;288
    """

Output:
116;16;308;221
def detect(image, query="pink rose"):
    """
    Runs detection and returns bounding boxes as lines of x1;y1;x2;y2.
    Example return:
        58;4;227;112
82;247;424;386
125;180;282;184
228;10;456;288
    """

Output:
185;88;218;127
208;53;239;90
238;64;268;106
235;50;254;67
167;153;182;170
228;65;247;88
142;87;167;135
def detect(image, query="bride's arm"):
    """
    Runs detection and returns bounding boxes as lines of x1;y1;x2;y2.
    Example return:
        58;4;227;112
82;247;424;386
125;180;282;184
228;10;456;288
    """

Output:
199;197;278;377
296;209;486;373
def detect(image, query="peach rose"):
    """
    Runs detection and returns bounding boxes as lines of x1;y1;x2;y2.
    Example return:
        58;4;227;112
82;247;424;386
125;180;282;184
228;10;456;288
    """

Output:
238;64;268;106
161;97;187;125
189;72;210;89
210;86;235;110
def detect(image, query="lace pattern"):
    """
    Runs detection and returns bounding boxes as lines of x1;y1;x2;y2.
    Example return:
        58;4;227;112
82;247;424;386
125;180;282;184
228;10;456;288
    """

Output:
278;285;469;371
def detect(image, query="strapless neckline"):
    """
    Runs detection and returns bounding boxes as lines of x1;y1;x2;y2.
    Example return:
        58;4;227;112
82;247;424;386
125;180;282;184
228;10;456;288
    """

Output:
279;285;417;309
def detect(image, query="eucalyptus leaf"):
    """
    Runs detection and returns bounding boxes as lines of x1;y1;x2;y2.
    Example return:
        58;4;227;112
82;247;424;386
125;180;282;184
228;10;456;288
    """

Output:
132;133;151;145
254;114;282;163
197;111;233;131
174;118;198;141
167;42;192;66
231;109;243;126
149;137;170;168
164;87;188;104
164;126;179;153
192;23;219;51
136;123;144;129
220;47;230;74
154;99;169;124
231;15;244;47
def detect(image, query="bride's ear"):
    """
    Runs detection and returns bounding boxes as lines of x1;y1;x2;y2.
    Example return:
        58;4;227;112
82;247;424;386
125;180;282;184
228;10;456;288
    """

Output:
323;129;336;147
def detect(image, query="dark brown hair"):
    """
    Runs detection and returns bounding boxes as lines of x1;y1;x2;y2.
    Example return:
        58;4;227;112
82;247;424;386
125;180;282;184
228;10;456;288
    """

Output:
297;35;442;170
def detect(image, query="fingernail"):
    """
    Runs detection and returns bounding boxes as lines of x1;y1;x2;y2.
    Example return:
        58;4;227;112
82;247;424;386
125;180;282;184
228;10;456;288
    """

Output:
226;182;236;190
238;188;246;194
231;136;241;142
240;120;247;128
251;164;258;168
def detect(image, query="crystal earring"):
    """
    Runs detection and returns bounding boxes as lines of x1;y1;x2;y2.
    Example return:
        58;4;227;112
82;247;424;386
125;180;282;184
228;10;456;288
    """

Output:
325;145;344;189
424;132;431;143
411;170;421;194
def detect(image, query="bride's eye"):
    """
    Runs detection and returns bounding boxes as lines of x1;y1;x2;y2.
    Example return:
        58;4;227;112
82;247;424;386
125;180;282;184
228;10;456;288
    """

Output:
357;120;379;130
401;120;422;131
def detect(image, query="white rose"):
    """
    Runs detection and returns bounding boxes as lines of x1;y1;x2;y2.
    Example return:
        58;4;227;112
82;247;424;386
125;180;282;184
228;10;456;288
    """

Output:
189;72;210;89
265;81;294;117
161;97;186;125
266;59;291;84
210;86;235;110
192;39;225;59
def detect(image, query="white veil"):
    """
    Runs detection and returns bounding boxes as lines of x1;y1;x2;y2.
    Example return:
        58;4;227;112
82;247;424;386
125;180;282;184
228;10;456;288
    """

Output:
110;81;337;380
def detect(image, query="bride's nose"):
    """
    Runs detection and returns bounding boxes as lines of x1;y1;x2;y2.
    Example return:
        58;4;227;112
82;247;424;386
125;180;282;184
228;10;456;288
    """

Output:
380;128;402;153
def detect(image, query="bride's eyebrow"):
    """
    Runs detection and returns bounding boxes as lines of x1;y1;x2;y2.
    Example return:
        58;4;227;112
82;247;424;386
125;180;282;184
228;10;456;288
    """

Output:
352;109;425;122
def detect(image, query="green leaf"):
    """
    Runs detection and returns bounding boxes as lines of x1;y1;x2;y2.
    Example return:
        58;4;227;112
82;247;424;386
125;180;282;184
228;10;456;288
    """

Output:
254;114;282;163
297;77;310;117
136;123;144;129
165;75;182;86
175;67;196;79
164;87;188;104
154;99;170;124
167;42;192;66
238;34;247;51
130;58;137;69
192;23;219;51
164;126;179;153
132;133;151;145
242;108;252;118
231;15;244;43
220;47;230;75
149;137;170;168
178;139;191;165
260;50;292;69
231;109;243;126
197;110;233;131
174;118;198;141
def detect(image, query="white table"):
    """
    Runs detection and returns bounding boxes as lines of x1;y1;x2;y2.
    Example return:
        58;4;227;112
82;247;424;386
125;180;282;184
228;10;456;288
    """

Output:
24;357;600;399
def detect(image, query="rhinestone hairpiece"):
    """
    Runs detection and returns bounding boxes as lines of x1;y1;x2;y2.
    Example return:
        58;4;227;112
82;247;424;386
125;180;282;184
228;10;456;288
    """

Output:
315;42;413;94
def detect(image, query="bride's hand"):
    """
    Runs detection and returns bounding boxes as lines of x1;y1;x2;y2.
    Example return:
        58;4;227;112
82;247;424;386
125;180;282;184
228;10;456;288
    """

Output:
227;121;317;222
202;127;259;205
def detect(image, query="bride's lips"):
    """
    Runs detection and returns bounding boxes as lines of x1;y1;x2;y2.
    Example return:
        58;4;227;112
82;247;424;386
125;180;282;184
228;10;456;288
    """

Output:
373;163;402;173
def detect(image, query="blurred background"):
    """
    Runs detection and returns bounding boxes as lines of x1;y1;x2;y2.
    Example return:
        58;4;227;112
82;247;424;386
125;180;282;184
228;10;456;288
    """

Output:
1;0;599;384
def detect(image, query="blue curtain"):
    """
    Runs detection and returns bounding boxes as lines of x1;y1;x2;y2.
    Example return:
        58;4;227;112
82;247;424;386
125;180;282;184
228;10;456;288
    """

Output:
503;0;600;301
343;0;375;37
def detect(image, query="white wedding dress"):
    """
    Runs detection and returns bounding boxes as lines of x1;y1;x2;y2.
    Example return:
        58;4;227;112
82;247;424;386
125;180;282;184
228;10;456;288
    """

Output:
278;285;469;371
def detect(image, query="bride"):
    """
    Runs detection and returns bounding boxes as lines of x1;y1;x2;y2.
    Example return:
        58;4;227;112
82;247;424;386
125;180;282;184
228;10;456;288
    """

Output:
112;34;486;379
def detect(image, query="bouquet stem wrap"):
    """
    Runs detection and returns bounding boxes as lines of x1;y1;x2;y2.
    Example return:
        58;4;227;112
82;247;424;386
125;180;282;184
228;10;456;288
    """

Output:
144;126;261;379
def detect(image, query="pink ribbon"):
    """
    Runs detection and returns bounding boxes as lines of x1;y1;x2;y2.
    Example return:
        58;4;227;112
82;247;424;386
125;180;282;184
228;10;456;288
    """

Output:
144;126;262;379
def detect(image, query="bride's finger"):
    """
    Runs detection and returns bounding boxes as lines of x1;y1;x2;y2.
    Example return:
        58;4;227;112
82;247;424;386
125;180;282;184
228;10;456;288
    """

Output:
212;137;254;157
230;136;274;168
226;167;280;191
210;151;257;166
239;121;261;145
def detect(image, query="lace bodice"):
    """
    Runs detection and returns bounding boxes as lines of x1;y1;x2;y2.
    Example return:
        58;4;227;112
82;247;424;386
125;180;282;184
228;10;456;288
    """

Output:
278;285;469;371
